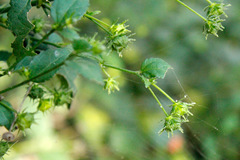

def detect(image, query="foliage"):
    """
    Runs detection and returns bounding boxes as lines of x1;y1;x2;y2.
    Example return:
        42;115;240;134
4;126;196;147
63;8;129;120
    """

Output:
0;0;232;159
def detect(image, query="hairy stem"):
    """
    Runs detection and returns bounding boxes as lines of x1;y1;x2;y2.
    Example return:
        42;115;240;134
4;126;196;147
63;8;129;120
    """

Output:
176;0;207;22
152;83;175;103
148;87;169;116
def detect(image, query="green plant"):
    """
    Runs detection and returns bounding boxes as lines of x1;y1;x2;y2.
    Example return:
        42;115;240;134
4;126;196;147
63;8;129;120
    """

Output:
0;0;230;158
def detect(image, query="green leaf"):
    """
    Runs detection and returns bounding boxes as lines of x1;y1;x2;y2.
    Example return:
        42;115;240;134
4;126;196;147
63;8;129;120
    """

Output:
7;0;34;60
14;56;33;71
51;0;89;25
58;57;103;91
141;58;171;79
0;100;15;130
58;27;80;41
15;46;73;82
28;46;73;82
0;51;12;62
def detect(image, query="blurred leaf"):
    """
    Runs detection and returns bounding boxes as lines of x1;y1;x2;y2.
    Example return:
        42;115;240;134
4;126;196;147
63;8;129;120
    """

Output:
72;39;92;52
7;0;34;60
0;100;15;130
58;57;103;91
141;58;171;79
48;33;63;44
51;0;89;25
58;27;80;41
0;51;12;62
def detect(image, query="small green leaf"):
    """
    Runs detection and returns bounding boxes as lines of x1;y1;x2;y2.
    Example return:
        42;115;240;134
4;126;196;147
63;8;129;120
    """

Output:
141;58;171;79
51;0;89;25
58;57;103;91
0;100;15;130
7;0;34;60
0;51;12;62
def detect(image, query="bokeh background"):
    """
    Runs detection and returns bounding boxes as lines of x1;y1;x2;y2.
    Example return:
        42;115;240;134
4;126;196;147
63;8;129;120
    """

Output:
0;0;239;159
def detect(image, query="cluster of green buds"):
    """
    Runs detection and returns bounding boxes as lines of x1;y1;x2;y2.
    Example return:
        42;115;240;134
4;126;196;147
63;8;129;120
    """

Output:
32;18;45;33
203;0;231;39
159;97;195;137
16;112;35;131
104;77;120;94
107;21;135;57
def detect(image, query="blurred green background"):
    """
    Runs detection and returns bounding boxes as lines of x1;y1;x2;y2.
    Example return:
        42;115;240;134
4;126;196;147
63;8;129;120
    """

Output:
0;0;239;159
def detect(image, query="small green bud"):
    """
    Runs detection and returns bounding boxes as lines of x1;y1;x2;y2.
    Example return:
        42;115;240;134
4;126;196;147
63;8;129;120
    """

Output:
32;18;45;33
53;90;72;106
28;85;44;99
159;115;183;137
107;21;135;57
16;112;35;131
38;99;53;112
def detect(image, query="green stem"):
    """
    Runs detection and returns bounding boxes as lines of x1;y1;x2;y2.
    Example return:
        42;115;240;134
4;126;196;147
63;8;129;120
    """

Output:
176;0;207;22
84;14;112;35
30;37;61;48
0;101;17;113
152;83;175;103
103;63;140;76
0;62;65;95
148;87;168;116
84;13;110;27
100;64;111;77
206;0;212;4
31;28;56;51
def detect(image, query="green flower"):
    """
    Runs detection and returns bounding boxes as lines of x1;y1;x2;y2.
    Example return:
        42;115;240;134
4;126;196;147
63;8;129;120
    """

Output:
104;77;120;94
159;115;183;137
203;1;231;39
107;21;135;57
170;100;194;121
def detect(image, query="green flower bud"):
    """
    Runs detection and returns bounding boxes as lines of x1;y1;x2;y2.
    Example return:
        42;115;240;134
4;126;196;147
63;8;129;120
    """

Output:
32;18;45;33
159;115;183;137
53;90;72;106
28;85;44;99
104;77;120;94
16;112;35;131
38;99;53;112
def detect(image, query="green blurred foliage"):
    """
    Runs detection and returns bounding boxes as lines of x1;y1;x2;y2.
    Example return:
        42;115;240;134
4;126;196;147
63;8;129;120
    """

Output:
0;0;239;160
